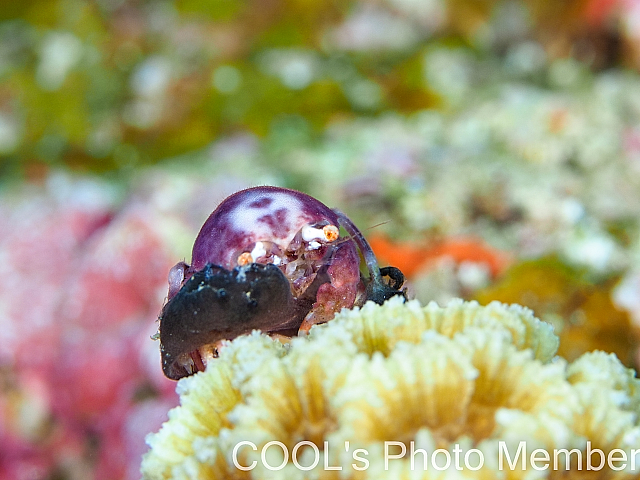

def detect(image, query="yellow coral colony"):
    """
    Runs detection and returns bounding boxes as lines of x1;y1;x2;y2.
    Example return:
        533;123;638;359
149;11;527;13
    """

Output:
141;297;640;480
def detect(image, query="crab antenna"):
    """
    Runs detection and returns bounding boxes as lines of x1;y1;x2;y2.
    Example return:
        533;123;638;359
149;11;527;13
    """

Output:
334;210;382;285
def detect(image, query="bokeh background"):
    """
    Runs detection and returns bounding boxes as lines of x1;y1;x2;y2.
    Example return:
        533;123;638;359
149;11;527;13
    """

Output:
2;0;640;479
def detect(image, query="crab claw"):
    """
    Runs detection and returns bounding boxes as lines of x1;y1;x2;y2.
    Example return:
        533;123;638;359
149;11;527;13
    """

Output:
159;263;305;380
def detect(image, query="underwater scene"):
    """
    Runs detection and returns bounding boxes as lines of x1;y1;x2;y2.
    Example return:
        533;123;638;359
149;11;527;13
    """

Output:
2;0;640;478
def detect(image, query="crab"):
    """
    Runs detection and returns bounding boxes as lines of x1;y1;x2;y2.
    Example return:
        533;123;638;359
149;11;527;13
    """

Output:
158;186;406;380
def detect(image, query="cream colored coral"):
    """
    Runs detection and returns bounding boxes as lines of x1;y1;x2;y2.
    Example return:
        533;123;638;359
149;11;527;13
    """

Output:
141;333;285;480
325;298;559;361
141;298;640;480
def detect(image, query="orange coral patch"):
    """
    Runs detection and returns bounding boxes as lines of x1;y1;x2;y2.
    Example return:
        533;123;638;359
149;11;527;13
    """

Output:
369;235;512;278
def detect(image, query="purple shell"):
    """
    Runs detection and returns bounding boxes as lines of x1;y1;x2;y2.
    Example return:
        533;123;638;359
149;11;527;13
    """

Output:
190;186;341;272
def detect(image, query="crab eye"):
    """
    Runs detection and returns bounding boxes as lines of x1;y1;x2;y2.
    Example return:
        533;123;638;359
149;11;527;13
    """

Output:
235;241;283;266
323;225;340;242
236;252;252;266
301;224;340;244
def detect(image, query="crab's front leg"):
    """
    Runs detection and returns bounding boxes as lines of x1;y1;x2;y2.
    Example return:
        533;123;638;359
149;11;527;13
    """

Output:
334;210;407;304
298;210;408;333
167;261;189;300
298;241;363;333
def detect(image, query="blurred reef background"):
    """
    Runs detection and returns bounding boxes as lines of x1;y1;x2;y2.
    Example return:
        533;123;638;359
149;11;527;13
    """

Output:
3;0;640;479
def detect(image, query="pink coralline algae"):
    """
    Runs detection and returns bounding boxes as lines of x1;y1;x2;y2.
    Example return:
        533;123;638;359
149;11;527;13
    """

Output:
0;178;181;480
0;180;405;479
